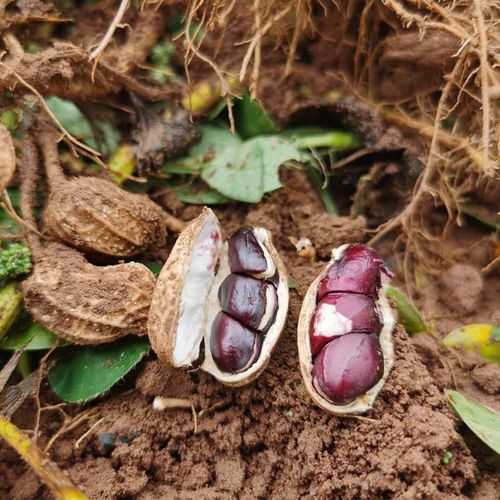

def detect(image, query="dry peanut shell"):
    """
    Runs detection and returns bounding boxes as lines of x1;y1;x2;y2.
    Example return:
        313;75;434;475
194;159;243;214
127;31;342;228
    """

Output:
22;242;156;344
44;177;167;258
147;207;213;366
0;124;16;192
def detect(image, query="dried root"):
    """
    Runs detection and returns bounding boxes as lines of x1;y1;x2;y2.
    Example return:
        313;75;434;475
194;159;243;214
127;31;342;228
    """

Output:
181;0;500;282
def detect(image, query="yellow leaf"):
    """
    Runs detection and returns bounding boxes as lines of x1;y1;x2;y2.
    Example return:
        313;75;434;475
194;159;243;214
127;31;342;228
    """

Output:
443;324;500;363
0;282;23;339
0;416;88;500
109;144;136;184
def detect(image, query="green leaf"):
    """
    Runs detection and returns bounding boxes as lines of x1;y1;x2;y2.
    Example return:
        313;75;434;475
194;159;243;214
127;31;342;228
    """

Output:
46;97;96;148
447;390;500;454
201;136;303;203
45;97;121;156
143;261;163;276
175;184;230;205
163;125;240;175
461;204;499;231
386;286;427;335
94;121;121;157
235;94;279;139
0;283;23;339
0;322;61;351
0;109;22;133
166;125;304;203
0;189;22;237
48;337;150;403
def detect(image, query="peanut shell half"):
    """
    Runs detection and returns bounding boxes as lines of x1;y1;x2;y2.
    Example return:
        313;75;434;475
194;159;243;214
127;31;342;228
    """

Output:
297;244;395;414
22;242;156;344
148;208;289;386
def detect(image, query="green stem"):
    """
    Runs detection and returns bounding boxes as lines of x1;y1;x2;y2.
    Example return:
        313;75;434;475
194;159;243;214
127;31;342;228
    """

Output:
16;351;32;379
306;166;338;215
294;131;361;151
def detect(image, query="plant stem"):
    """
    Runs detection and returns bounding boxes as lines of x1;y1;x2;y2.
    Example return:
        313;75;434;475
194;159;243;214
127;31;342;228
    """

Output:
294;131;361;151
306;166;338;215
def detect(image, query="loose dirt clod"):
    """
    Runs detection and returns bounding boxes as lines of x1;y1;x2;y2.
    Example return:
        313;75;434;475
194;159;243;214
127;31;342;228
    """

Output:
20;134;156;345
39;126;169;258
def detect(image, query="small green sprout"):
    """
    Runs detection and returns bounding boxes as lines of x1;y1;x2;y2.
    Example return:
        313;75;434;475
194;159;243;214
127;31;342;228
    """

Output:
441;450;454;465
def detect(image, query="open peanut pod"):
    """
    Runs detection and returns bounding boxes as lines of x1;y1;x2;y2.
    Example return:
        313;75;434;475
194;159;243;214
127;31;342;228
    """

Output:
298;244;395;414
148;207;289;386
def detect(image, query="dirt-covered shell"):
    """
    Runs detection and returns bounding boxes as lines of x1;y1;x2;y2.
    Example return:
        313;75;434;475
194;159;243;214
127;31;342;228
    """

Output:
297;245;395;414
22;242;156;344
147;207;289;386
44;176;167;258
0;123;16;192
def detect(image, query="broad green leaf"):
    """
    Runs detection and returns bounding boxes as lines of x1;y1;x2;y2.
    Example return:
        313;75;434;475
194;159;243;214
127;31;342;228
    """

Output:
386;286;427;335
236;94;279;139
447;390;500;454
94;121;121;157
46;96;96;147
0;283;23;339
201;136;303;203
175;184;230;205
48;337;150;403
443;324;500;363
163;125;240;175
46;97;121;156
0;322;61;351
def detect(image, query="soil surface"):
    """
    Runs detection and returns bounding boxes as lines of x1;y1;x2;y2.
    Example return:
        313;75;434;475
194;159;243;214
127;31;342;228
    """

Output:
1;171;498;499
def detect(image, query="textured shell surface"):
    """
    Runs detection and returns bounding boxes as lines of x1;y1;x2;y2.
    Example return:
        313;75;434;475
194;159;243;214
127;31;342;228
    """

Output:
44;177;167;257
22;243;156;344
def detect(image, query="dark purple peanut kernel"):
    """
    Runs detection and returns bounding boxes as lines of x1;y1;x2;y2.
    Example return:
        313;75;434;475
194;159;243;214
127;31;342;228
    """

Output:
228;227;267;275
310;292;382;356
318;244;391;299
210;312;262;373
312;333;384;405
219;274;277;332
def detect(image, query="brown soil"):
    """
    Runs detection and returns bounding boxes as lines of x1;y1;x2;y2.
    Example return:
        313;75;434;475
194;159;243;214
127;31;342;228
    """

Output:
2;171;498;499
